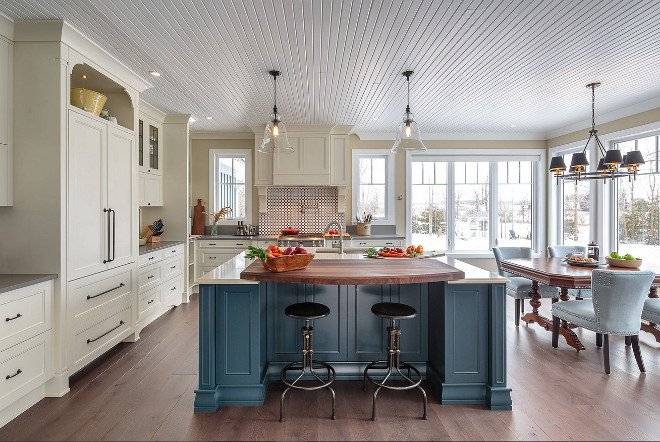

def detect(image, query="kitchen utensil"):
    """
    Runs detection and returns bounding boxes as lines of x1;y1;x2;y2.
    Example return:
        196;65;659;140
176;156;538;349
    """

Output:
152;219;164;233
605;256;643;268
70;88;107;116
281;228;300;235
588;242;600;260
192;199;205;235
259;254;314;272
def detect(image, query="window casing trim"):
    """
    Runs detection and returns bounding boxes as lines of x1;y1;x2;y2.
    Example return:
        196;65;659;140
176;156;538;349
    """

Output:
352;149;395;225
208;148;253;224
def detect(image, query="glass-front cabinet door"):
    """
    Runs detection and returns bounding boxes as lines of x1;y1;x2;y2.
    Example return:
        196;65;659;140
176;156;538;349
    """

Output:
138;119;144;170
149;124;160;174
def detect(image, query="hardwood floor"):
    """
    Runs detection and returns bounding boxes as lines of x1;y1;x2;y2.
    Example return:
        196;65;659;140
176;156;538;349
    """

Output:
1;294;660;441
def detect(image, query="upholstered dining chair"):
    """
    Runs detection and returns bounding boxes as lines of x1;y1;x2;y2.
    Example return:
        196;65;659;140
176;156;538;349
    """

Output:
547;245;592;299
642;298;660;329
493;247;559;326
551;269;655;374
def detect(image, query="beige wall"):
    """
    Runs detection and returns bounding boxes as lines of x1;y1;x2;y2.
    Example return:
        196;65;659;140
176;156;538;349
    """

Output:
190;138;258;224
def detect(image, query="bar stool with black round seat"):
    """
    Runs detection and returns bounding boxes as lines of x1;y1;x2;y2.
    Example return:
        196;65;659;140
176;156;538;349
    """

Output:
280;302;336;422
363;302;427;421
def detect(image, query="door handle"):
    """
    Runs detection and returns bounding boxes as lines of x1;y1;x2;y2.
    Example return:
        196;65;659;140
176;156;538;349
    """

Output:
103;209;111;263
109;209;116;262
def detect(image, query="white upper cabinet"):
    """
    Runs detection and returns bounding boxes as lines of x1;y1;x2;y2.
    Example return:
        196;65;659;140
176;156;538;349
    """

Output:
0;38;13;206
330;134;349;186
273;134;330;185
68;108;137;281
138;117;163;176
253;137;273;186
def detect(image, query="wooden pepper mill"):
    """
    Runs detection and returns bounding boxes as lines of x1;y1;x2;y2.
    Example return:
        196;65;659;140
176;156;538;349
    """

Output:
192;199;205;235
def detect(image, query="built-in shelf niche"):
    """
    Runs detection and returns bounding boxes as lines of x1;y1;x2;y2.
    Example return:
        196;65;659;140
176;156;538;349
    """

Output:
70;64;134;130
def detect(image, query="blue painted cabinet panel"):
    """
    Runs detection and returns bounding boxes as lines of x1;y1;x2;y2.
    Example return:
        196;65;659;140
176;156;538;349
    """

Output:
267;283;348;362
347;284;428;362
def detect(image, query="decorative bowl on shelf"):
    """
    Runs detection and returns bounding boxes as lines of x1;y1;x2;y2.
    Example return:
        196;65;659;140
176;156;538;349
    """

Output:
70;87;107;116
606;256;642;268
259;254;314;272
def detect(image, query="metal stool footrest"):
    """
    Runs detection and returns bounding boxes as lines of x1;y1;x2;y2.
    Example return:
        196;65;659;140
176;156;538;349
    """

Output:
364;360;422;390
281;360;337;391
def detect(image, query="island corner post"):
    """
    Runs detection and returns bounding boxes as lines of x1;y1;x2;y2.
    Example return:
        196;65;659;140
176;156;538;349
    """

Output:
194;259;511;412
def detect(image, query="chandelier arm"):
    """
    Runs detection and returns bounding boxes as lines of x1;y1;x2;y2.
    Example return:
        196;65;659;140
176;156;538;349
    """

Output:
581;132;594;154
594;135;607;157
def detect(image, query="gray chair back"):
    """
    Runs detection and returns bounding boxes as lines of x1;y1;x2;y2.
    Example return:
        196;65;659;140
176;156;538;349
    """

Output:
492;247;532;277
591;269;655;334
548;245;587;258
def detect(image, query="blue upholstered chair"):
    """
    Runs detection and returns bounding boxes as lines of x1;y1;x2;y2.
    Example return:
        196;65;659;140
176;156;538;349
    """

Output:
493;247;559;326
642;298;660;325
551;269;655;374
547;245;592;299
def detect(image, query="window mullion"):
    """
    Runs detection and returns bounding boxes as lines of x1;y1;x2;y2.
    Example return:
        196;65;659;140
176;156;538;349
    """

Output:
489;162;498;250
447;162;456;253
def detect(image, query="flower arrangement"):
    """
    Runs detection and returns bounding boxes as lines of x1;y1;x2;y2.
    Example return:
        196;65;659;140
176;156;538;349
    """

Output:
203;206;232;235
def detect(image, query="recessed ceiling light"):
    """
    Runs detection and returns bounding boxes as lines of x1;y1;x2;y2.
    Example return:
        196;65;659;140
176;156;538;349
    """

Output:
149;71;161;77
206;116;213;120
189;117;196;123
81;75;87;79
510;124;517;128
373;117;379;120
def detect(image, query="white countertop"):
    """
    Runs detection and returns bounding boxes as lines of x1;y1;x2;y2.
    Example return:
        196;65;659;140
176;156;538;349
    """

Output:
195;251;508;286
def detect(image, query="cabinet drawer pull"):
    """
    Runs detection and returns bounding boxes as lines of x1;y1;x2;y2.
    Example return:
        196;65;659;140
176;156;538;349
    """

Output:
209;257;216;259
147;275;155;279
87;283;125;300
87;320;125;344
208;243;217;246
171;286;177;291
236;243;244;246
5;369;22;380
147;299;154;305
148;256;155;260
171;265;177;269
5;313;22;322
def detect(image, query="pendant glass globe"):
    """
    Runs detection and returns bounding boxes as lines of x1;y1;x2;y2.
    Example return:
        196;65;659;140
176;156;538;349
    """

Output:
392;111;426;153
258;113;294;154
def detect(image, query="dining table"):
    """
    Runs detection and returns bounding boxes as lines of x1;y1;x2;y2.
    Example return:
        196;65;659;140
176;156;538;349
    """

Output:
501;257;660;351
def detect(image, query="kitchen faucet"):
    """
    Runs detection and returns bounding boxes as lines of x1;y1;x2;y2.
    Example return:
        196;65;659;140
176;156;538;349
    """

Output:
325;222;344;255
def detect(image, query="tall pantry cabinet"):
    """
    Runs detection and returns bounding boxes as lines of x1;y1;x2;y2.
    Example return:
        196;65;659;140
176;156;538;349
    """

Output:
0;21;151;398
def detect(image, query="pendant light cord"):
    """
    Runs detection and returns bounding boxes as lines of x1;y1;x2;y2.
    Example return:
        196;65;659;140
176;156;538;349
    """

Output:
273;74;277;115
591;84;596;131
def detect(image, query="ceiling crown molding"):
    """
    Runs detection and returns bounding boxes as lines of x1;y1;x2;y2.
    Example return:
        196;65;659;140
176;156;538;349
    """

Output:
354;131;547;141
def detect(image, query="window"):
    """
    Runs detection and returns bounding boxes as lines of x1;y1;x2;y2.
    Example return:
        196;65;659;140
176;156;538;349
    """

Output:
552;151;592;246
498;161;533;247
352;150;394;224
408;154;540;254
613;134;660;266
209;149;252;222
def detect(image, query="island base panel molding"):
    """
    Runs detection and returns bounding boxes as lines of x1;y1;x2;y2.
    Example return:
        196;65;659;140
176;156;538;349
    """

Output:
194;281;511;411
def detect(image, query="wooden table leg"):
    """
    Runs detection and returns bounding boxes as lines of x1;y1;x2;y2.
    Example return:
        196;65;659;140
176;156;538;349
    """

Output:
641;286;660;343
558;287;585;351
521;282;585;351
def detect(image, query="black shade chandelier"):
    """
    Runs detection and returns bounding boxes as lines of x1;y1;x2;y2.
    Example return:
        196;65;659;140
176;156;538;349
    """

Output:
549;82;644;183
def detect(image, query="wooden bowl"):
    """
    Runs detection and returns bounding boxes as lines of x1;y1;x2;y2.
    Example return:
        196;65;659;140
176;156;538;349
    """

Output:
71;87;107;116
606;256;642;268
259;254;314;272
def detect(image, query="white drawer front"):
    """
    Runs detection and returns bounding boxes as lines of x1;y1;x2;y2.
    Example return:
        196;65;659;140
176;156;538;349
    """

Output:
139;250;164;267
161;275;184;307
0;281;52;349
199;239;250;248
252;240;272;249
200;251;240;266
197;266;217;279
138;286;161;321
162;244;184;258
138;261;162;292
73;304;132;372
161;255;183;280
69;267;132;319
0;331;52;410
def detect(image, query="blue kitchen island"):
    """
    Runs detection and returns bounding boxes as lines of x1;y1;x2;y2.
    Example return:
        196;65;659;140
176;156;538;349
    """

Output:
193;253;511;412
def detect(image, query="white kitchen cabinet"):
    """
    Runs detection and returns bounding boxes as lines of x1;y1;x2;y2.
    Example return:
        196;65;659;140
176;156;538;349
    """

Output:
253;137;273;186
141;171;163;206
349;238;404;249
0;38;13;206
273;135;330;185
67;108;137;281
330;134;349;186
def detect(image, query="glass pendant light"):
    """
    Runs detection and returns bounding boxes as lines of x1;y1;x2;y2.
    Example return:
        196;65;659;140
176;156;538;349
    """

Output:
392;70;426;153
258;70;293;154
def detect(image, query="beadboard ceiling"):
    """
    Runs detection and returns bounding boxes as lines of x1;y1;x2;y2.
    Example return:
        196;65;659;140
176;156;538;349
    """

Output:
2;0;660;139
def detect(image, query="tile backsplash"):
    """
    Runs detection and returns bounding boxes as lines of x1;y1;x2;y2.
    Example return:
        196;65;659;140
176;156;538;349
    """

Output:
259;187;345;234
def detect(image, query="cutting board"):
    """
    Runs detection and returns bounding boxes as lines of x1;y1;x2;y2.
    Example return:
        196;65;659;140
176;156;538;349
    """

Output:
192;199;205;235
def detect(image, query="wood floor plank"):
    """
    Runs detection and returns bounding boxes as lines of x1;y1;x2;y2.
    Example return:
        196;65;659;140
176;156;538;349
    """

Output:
1;295;660;441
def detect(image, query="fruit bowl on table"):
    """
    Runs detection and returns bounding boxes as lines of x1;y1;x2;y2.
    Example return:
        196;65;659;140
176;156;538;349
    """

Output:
606;256;643;268
259;254;315;272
